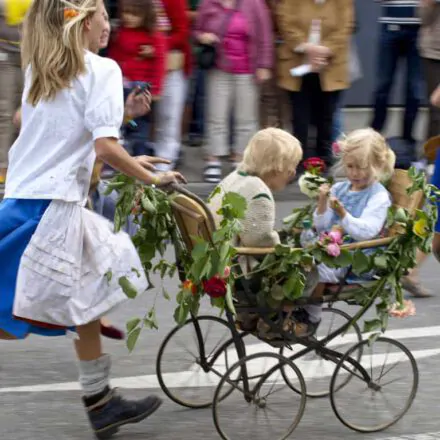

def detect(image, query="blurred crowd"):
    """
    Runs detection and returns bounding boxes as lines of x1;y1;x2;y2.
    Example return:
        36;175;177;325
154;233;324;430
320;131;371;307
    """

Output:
0;0;439;185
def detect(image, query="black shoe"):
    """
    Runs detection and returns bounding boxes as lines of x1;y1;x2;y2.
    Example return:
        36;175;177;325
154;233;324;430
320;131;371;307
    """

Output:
85;389;162;439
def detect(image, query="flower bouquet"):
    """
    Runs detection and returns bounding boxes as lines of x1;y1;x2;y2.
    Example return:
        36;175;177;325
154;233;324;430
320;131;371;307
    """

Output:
282;157;333;241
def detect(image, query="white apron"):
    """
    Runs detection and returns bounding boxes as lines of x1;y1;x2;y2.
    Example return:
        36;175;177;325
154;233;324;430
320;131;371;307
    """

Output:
13;200;148;327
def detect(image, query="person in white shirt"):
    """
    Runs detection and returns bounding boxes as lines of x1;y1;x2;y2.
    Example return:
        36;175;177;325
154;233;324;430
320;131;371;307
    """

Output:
0;0;185;437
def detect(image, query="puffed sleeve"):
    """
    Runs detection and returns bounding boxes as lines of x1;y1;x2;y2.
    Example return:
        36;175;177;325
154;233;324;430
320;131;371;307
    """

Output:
85;58;124;140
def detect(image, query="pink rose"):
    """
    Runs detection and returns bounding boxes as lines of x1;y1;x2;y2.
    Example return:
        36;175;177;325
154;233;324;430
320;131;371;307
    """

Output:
388;300;416;319
326;243;341;257
223;266;231;278
332;142;341;155
328;230;343;245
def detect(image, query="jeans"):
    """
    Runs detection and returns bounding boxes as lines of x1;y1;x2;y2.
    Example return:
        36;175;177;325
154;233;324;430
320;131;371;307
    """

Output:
332;95;344;143
189;68;206;140
371;24;423;141
156;70;188;170
123;84;154;156
206;69;258;158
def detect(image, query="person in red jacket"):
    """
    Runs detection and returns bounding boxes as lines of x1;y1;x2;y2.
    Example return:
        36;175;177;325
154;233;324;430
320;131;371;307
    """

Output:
109;0;167;156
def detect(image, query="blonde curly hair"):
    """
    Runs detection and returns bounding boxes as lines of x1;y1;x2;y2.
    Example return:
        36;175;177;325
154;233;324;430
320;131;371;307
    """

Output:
334;128;396;181
240;128;303;178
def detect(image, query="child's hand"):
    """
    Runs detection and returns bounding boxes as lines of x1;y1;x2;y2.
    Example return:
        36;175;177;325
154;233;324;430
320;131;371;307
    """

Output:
318;183;331;202
125;87;152;120
330;196;346;218
139;45;155;58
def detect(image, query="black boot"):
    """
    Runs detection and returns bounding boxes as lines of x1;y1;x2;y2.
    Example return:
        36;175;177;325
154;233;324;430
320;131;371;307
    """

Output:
83;388;162;439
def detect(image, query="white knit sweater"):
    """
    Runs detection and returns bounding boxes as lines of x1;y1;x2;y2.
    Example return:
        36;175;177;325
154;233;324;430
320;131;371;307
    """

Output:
208;170;280;248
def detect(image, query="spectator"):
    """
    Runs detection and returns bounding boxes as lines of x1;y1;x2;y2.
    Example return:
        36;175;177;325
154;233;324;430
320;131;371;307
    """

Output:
109;0;167;156
0;0;32;184
419;0;440;140
259;0;291;131
186;0;206;147
194;0;274;183
276;0;354;165
370;0;423;145
154;0;192;170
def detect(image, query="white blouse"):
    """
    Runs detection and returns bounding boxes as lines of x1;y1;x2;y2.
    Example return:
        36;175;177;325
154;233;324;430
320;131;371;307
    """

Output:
5;50;124;203
8;51;148;327
313;185;392;242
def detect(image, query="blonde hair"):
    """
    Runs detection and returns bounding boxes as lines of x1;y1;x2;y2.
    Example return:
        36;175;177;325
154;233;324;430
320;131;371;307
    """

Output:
21;0;98;106
240;128;303;177
334;128;396;181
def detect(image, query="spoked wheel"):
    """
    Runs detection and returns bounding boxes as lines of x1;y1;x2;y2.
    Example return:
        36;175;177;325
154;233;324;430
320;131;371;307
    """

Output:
156;315;245;408
330;337;419;433
280;307;363;398
213;352;306;440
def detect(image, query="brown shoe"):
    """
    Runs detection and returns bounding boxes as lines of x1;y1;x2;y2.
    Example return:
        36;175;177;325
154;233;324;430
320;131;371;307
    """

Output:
401;277;433;298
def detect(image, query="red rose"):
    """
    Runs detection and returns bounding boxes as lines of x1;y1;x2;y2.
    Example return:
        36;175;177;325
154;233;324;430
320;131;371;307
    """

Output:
303;157;326;175
202;276;227;298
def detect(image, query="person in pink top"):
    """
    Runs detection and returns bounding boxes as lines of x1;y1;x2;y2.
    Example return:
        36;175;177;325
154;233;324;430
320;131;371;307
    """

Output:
194;0;274;183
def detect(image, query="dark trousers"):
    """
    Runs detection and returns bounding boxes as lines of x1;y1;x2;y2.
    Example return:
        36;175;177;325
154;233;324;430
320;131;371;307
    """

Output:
371;24;422;141
189;68;206;140
290;73;340;164
423;57;440;140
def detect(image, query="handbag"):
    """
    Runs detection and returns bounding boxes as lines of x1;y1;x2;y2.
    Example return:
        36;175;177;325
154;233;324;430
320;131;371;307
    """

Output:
197;0;242;70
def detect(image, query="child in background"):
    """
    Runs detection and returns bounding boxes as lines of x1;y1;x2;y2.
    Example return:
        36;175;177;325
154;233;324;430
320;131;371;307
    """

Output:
109;0;167;156
295;128;396;336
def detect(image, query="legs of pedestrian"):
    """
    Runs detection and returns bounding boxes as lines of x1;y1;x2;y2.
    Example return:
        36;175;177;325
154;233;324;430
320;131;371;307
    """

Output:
155;70;187;170
402;26;422;143
314;86;340;165
423;58;440;140
189;68;206;146
233;74;259;166
0;51;22;184
371;24;400;134
75;321;162;438
205;69;233;183
289;76;312;159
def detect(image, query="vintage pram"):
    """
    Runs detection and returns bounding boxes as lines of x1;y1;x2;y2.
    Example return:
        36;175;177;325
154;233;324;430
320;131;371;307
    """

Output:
156;169;422;440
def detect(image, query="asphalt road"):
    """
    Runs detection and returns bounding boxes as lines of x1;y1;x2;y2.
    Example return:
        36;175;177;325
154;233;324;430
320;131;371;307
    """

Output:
1;201;440;440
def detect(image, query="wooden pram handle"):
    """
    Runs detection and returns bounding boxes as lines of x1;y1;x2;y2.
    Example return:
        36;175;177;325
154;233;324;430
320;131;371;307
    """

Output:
234;237;394;256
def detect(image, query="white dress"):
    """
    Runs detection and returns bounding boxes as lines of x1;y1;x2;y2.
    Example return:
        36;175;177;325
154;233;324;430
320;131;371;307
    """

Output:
5;51;148;327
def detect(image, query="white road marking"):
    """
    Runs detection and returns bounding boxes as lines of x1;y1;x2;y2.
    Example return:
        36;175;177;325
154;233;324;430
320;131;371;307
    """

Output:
0;347;439;394
379;433;440;440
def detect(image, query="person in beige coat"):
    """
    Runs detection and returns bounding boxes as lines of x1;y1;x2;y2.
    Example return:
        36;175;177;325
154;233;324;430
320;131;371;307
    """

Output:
275;0;354;165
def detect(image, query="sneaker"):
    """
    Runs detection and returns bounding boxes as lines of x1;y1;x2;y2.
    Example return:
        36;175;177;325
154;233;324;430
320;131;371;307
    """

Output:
203;162;222;183
85;389;162;439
